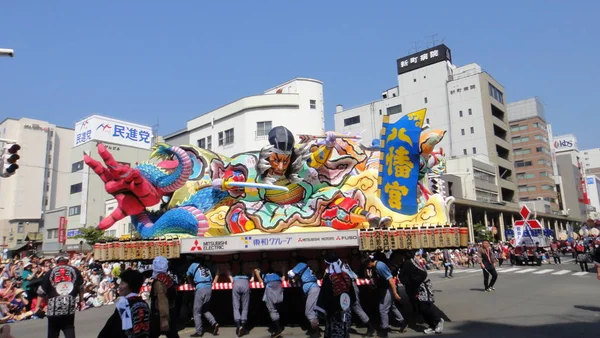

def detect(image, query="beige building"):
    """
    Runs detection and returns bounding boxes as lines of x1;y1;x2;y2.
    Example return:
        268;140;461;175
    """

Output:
508;98;559;214
0;118;73;253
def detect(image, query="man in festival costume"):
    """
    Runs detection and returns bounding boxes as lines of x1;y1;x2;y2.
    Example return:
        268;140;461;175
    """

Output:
99;269;150;338
36;253;84;338
150;256;179;338
213;126;391;233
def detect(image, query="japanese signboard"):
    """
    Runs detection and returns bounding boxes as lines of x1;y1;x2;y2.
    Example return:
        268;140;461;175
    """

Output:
73;115;153;150
552;134;577;153
58;217;67;245
180;230;360;254
396;44;452;75
378;109;426;215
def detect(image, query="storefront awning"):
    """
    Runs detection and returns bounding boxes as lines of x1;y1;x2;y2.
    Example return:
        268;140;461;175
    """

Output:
7;242;29;252
25;232;43;242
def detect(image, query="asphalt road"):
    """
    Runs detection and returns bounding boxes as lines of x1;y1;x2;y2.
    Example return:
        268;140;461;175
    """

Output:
8;259;600;338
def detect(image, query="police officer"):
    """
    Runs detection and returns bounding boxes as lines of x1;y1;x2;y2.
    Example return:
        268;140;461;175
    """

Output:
186;260;219;337
254;267;285;338
364;254;407;338
341;261;375;337
288;257;320;338
230;263;251;337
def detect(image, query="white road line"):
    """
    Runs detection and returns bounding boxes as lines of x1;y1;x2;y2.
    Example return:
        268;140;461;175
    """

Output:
515;268;537;274
499;268;520;273
465;269;481;273
552;270;571;275
533;269;554;274
573;272;589;276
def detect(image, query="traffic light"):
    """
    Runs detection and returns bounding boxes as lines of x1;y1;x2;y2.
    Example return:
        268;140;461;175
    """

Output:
1;143;20;178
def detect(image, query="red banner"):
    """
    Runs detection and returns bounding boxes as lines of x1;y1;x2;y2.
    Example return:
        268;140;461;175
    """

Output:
58;217;67;244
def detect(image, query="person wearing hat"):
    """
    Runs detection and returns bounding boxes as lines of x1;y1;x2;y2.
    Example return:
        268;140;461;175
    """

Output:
399;250;444;335
150;256;179;338
316;252;355;338
36;253;84;338
363;254;407;338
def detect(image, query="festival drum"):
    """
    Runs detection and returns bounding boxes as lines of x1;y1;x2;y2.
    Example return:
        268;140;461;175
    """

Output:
459;227;469;247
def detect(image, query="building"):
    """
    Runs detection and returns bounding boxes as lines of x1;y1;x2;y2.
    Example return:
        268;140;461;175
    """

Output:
164;78;325;155
334;44;518;206
61;115;152;249
549;132;588;219
586;175;600;219
581;148;600;176
0;118;73;255
507;98;559;214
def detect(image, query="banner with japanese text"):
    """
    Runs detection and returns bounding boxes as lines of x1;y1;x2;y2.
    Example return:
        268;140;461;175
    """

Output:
378;109;426;215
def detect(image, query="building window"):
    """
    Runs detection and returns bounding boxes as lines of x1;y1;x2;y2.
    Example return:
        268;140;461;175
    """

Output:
537;159;551;166
534;134;548;142
68;205;81;216
518;185;537;192
309;100;317;109
517;173;535;180
540;171;550;177
48;154;52;164
515;160;533;168
474;169;495;183
459;111;463;117
464;87;469;91
47;229;58;239
256;121;272;136
223;128;234;145
461;129;465;136
450;90;455;94
542;185;555;191
470;85;476;89
457;88;462;92
206;136;212;150
424;97;428;104
488;83;504;104
48;141;53;151
198;138;206;148
512;136;530;144
472;147;477;154
379;109;382;115
17;223;24;233
514;148;532;156
70;183;83;194
343;116;361;127
475;189;498;203
386;104;402;115
470;127;474;134
468;108;472;115
71;161;84;173
536;146;550;154
46;183;50;192
425;118;430;125
218;132;224;146
463;149;467;155
532;122;546;130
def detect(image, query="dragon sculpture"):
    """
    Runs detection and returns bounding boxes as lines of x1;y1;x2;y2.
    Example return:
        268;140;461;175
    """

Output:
84;123;452;239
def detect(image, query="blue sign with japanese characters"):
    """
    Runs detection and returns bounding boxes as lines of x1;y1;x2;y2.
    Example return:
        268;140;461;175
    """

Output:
378;109;426;215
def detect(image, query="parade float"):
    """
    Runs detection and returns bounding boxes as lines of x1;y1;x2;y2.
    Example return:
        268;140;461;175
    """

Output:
90;108;464;263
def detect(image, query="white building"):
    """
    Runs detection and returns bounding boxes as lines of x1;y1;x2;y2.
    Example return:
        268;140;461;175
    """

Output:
164;78;325;155
46;115;153;251
0;118;73;253
581;148;600;176
586;175;600;219
334;45;518;205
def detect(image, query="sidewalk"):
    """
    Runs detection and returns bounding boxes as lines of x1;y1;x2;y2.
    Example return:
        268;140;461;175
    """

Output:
177;326;410;337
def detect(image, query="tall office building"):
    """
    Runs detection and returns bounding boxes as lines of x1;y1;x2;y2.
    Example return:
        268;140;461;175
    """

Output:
42;115;152;252
334;45;518;205
581;148;600;176
507;98;559;214
0;118;73;252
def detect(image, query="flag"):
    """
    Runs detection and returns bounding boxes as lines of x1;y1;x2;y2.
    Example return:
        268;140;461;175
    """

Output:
378;109;426;215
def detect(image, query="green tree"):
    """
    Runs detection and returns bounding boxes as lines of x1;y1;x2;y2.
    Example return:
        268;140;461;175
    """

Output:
473;222;494;243
72;227;116;245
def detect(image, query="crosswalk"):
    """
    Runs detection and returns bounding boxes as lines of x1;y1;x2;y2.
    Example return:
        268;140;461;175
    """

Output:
429;265;594;278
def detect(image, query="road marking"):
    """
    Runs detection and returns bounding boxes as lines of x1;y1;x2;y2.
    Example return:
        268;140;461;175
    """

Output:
533;269;554;274
465;269;481;273
552;270;571;275
573;272;589;276
499;268;520;273
515;268;536;274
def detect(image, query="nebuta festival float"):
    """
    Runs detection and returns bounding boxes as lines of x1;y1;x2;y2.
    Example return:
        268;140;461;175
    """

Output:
90;108;469;262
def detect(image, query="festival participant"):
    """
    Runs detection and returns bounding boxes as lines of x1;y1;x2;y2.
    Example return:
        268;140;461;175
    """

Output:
212;126;391;234
363;255;406;338
98;269;150;338
149;256;179;338
186;260;219;337
340;261;375;337
479;240;498;292
253;266;284;338
288;257;321;338
442;248;454;278
36;253;84;338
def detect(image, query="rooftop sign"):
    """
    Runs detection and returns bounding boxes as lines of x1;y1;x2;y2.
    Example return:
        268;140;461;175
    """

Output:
397;44;452;75
73;115;153;149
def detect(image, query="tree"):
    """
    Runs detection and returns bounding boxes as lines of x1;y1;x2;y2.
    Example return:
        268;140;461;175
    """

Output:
72;227;116;245
473;222;494;243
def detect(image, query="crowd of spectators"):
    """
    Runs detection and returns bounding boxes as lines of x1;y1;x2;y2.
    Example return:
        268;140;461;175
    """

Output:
0;252;151;324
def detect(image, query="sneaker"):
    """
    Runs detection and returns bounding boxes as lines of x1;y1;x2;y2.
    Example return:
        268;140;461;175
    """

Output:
490;287;495;291
424;328;436;335
212;324;220;335
484;288;491;292
435;319;444;334
190;333;203;338
399;321;408;333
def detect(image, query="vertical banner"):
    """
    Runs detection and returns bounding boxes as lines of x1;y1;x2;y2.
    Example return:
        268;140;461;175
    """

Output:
58;217;67;245
80;153;90;225
378;109;426;215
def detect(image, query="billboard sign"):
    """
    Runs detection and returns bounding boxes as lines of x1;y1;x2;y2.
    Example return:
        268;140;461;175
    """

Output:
397;44;452;75
553;134;578;153
73;115;153;149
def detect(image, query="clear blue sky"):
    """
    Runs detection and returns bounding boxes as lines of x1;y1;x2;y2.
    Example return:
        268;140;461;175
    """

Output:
1;1;598;148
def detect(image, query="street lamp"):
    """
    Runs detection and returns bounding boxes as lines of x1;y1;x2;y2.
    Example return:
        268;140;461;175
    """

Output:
0;48;15;57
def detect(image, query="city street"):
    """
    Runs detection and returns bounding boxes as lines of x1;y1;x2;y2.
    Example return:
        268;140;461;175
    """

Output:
9;260;600;338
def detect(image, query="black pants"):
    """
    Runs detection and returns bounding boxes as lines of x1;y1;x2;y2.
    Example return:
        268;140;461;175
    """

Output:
553;256;561;264
444;264;453;277
150;317;180;338
482;268;498;290
47;315;75;338
579;261;589;272
417;301;441;329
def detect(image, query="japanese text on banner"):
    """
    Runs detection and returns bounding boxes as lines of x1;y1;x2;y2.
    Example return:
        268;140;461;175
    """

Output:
378;109;426;215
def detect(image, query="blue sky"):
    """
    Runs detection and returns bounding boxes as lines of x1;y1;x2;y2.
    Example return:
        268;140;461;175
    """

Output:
1;1;598;148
